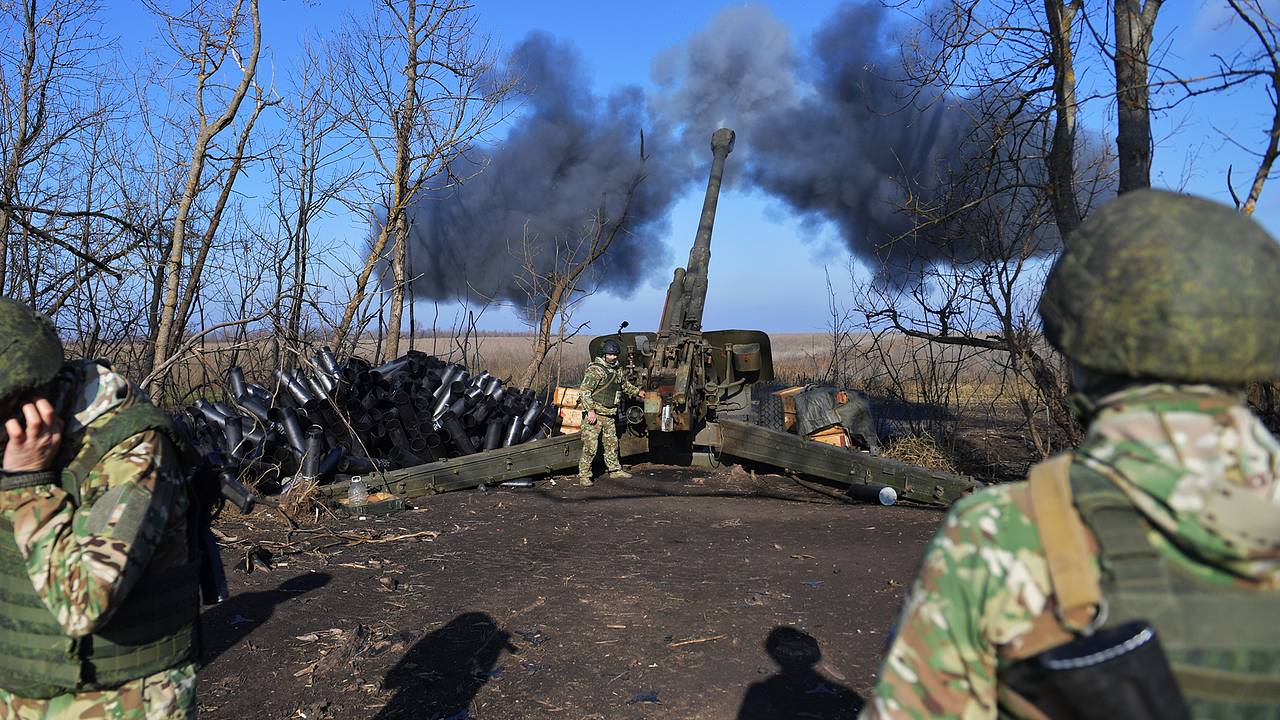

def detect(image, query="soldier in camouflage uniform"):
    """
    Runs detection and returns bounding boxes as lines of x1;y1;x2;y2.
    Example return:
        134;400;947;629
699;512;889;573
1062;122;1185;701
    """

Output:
861;190;1280;719
577;338;645;486
0;299;199;719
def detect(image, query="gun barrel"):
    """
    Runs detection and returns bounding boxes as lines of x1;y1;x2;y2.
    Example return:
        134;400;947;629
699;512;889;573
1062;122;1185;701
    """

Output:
659;128;735;335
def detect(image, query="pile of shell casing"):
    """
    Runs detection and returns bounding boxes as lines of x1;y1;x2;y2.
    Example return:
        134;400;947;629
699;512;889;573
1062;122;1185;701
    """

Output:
181;348;558;488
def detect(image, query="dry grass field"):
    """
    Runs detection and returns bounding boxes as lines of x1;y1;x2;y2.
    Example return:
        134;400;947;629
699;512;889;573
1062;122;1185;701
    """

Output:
373;331;1022;391
162;331;1019;395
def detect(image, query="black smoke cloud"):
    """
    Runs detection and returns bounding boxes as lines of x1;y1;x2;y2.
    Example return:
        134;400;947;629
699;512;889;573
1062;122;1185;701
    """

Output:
398;33;693;306
655;3;1058;277
742;4;974;261
398;2;1064;302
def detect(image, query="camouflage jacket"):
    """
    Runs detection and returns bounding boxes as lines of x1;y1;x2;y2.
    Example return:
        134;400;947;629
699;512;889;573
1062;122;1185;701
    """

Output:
0;360;189;639
860;384;1280;720
578;358;641;415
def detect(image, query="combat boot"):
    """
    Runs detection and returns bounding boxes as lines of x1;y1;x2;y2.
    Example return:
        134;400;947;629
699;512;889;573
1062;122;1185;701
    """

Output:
578;475;594;487
608;470;633;479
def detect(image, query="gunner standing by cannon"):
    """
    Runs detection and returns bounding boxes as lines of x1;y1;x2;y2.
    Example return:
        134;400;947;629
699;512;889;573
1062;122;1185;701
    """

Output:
577;339;645;486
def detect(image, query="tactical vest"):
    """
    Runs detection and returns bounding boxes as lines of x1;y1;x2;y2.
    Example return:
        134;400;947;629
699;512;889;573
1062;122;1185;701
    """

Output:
0;383;199;699
1003;456;1280;718
590;361;622;412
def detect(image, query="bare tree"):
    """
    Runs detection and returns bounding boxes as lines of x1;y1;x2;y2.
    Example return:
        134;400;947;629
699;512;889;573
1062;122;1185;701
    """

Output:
1045;1;1085;233
866;0;1280;456
328;0;514;358
856;141;1102;451
0;0;131;303
146;0;268;383
856;0;1115;452
512;164;646;390
898;1;1094;240
267;39;358;368
1222;1;1280;215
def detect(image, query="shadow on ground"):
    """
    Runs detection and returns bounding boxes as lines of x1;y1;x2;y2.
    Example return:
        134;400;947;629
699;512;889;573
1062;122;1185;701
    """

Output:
201;571;332;664
737;627;864;720
376;612;517;720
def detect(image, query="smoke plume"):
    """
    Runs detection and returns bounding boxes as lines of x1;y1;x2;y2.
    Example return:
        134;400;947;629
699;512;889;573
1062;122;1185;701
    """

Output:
398;2;1068;303
399;34;692;306
655;3;1060;277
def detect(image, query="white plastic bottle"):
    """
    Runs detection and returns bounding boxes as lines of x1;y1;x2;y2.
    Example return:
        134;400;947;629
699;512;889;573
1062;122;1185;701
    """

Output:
347;476;369;507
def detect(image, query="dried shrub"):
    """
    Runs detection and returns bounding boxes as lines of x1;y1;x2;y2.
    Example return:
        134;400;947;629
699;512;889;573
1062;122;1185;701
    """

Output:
877;433;959;475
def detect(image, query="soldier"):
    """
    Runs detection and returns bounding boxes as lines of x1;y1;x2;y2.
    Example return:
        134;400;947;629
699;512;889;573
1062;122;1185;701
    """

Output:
0;299;199;719
577;338;646;486
860;190;1280;719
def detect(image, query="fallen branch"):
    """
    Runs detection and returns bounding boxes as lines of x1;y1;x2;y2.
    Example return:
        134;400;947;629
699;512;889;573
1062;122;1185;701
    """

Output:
668;634;727;648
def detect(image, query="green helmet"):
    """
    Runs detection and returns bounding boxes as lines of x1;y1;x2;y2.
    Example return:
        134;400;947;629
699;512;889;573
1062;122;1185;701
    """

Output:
1039;189;1280;384
600;338;622;356
0;298;64;404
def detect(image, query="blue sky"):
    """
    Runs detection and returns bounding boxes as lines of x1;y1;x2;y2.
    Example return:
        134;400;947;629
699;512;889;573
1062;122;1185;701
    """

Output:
108;1;1280;334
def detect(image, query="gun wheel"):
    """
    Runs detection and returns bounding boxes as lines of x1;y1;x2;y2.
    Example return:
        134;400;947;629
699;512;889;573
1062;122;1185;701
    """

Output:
752;393;786;431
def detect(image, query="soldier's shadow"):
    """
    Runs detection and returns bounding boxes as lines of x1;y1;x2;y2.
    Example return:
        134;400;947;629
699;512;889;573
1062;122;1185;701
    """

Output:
200;571;332;664
376;611;517;720
737;626;864;720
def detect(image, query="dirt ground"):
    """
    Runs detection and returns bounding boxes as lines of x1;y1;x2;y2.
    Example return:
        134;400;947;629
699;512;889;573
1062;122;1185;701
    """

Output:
197;466;944;720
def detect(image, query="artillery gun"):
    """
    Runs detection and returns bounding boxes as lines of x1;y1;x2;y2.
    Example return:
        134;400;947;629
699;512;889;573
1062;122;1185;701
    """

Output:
587;129;770;443
318;129;977;507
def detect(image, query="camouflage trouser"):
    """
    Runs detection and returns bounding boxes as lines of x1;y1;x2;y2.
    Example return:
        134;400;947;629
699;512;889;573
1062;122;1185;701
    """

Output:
0;662;197;720
578;412;621;478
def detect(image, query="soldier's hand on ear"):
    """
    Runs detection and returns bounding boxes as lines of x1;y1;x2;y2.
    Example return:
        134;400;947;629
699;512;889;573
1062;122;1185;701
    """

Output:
4;397;63;472
587;410;597;425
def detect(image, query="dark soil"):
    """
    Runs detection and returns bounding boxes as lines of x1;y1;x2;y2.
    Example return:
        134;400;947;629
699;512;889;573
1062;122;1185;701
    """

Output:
197;466;943;720
950;415;1044;484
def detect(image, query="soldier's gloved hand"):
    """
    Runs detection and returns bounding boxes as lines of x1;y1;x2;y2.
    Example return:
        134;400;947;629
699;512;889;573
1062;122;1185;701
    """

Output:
4;397;63;472
587;410;597;425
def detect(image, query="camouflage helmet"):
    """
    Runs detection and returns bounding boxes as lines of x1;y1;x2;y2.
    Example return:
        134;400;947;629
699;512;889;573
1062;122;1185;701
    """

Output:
1039;189;1280;384
0;298;64;404
599;338;622;356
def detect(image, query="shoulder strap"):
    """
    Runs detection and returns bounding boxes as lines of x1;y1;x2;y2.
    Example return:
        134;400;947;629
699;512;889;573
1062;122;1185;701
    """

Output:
62;403;175;504
1028;454;1102;633
1070;469;1171;593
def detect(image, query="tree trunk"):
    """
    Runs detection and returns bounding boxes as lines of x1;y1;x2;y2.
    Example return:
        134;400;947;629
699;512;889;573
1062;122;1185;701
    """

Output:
332;221;393;353
286;153;311;358
381;0;422;360
172;99;264;340
519;281;566;389
1044;0;1083;236
336;0;425;358
382;210;409;358
1114;0;1162;194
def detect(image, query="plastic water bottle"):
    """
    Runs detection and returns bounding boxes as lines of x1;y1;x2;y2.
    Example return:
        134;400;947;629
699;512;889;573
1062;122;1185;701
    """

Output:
347;476;368;507
848;483;898;506
877;486;898;506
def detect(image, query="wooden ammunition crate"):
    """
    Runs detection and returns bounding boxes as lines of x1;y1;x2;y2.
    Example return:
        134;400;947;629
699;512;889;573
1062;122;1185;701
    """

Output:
553;386;583;408
807;424;851;448
554;386;583;434
558;407;583;434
